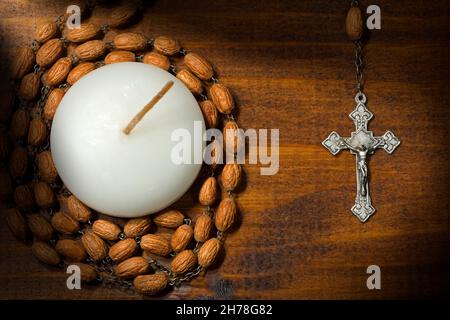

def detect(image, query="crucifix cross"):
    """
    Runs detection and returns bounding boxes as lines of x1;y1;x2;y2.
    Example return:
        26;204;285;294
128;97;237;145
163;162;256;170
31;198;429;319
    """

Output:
322;92;400;222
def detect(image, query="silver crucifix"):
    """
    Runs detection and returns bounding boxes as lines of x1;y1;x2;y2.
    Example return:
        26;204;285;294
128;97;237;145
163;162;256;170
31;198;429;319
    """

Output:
322;92;400;222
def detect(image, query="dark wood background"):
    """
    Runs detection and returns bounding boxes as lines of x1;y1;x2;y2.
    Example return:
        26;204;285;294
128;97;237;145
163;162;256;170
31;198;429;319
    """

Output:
0;0;449;299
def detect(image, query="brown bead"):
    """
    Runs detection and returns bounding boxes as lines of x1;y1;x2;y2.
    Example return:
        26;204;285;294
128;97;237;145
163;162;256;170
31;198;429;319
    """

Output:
177;69;203;95
10;108;30;139
56;239;87;262
209;83;234;114
198;238;221;268
142;51;170;70
133;273;169;295
194;214;213;243
45;57;72;87
33;181;55;209
14;184;34;211
153;36;180;56
140;234;172;257
64;22;100;43
199;100;218;128
10;46;35;79
109;238;137;263
171;224;194;252
36;38;64;68
92;219;121;241
28;118;48;146
73;263;98;282
81;231;108;261
153;210;184;229
35;21;59;43
171;250;197;274
9;146;28;179
215;198;238;232
67;195;92;222
36;151;58;183
6;207;29;240
124;217;152;238
19;73;41;101
199;176;217;206
67;62;95;85
221;163;242;191
51;211;80;234
346;6;364;41
116;256;149;279
43;88;64;120
113;32;147;51
223;120;244;154
27;213;54;241
104;50;135;64
31;241;60;266
184;53;214;80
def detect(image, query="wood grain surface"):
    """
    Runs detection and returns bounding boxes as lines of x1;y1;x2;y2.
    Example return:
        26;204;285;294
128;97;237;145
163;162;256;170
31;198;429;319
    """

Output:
0;0;449;299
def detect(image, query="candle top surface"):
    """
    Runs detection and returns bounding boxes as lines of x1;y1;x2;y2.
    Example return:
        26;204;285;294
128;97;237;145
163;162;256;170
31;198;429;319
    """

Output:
50;62;205;217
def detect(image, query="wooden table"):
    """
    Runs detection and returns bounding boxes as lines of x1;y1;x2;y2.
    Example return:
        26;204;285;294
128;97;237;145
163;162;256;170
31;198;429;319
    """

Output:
0;0;449;299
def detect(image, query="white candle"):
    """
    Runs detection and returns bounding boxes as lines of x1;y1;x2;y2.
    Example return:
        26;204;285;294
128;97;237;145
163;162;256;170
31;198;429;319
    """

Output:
50;62;205;218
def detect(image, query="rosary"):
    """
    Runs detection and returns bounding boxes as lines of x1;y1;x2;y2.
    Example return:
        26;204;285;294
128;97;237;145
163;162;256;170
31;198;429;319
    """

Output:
4;1;242;295
322;1;401;222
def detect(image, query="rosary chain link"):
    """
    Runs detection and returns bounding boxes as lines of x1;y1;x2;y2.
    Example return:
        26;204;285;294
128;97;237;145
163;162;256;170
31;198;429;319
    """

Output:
355;39;364;93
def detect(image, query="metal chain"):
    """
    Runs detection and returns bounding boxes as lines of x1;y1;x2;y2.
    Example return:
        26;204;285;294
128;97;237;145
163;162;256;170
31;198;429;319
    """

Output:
355;39;364;93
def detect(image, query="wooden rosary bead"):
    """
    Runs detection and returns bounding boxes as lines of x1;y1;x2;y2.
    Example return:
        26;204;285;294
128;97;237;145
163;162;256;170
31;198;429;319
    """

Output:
176;69;203;95
92;219;121;241
67;195;92;222
171;250;197;274
5;207;28;240
28;118;47;146
209;83;234;114
124;217;152;238
184;53;214;80
82;231;108;261
113;32;147;51
35;21;59;43
221;163;242;191
205;140;223;169
33;181;55;209
346;6;364;41
14;184;34;211
10;46;35;80
171;224;194;252
10;108;30;139
199;176;218;206
67;62;95;85
105;50;135;64
133;273;169;295
153;36;180;56
64;22;100;43
194;214;213;243
116;256;149;279
44;57;72;87
27;213;54;241
153;210;184;229
0;168;13;201
36;151;58;183
198;238;221;268
74;40;107;61
73;263;98;282
31;241;60;266
0;130;10;160
19;73;41;101
9;145;28;179
36;38;64;68
55;239;87;262
215;197;237;232
223;120;244;154
199;100;219;128
108;2;138;28
51;211;80;234
109;238;137;263
142;51;170;70
140;234;172;257
43;88;65;120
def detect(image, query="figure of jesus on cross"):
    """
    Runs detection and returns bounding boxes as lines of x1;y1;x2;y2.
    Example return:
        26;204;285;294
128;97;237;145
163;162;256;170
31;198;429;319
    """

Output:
322;92;400;222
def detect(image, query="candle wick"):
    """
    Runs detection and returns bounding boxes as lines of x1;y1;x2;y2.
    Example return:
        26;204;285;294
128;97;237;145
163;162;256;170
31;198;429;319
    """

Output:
123;81;174;135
